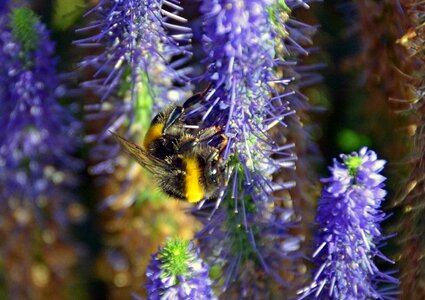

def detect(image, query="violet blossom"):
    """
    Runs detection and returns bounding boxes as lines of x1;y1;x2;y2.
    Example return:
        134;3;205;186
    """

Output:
0;6;82;298
298;148;399;300
0;7;81;217
145;239;216;300
189;0;315;295
76;0;192;207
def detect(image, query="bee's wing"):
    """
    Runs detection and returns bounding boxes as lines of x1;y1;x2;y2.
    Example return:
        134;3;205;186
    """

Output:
110;131;168;172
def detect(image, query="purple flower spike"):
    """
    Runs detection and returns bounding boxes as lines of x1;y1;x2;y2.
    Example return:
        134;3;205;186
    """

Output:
77;0;191;177
189;0;311;295
298;147;399;300
196;0;297;215
77;0;190;105
0;7;81;215
77;0;192;207
145;239;217;300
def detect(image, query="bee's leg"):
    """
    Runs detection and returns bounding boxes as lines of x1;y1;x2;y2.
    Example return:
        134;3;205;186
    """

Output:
195;127;228;159
171;126;221;155
195;126;220;142
163;106;184;133
164;85;213;133
206;149;220;163
182;93;204;110
215;133;228;156
182;83;213;109
175;136;198;154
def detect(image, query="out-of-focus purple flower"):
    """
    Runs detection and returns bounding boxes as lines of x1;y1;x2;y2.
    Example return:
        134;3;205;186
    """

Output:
0;7;81;217
145;239;216;300
298;147;399;300
0;1;8;14
77;0;192;207
0;7;82;298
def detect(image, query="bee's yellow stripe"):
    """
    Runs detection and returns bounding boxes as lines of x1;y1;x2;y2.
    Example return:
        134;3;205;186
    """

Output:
183;157;205;203
143;123;164;149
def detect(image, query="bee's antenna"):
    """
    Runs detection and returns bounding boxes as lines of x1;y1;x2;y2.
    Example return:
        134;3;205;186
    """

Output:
183;82;215;109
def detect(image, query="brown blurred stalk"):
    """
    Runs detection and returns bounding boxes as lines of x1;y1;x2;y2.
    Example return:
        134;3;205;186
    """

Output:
395;1;425;299
272;5;322;290
353;0;415;185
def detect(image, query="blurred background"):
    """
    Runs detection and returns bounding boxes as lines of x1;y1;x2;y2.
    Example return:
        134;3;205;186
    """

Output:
0;0;423;299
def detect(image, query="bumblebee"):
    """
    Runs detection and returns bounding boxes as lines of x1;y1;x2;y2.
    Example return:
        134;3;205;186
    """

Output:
111;87;227;203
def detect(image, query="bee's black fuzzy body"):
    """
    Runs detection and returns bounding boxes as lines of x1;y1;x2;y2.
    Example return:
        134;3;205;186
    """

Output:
112;86;227;203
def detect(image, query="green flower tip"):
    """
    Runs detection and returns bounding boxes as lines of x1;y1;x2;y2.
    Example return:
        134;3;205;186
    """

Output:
159;239;192;278
267;0;291;39
344;154;362;177
11;7;40;53
277;0;291;12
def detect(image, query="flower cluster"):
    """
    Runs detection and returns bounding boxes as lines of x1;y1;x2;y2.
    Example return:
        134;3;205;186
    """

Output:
145;239;216;300
77;0;190;105
188;0;314;295
298;148;398;299
0;6;82;298
0;0;416;299
0;6;81;215
77;0;191;205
